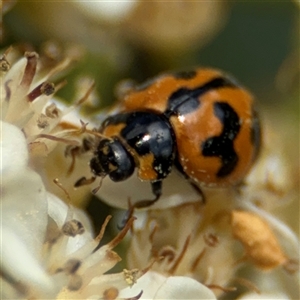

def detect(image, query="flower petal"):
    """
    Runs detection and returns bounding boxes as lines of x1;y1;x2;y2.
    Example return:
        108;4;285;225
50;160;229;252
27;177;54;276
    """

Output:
154;276;217;299
0;121;29;172
119;271;216;300
1;166;48;256
47;192;94;255
1;226;58;299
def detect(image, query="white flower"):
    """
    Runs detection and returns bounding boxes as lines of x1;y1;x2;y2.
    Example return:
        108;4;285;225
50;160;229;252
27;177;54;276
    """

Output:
1;48;298;300
126;190;239;298
0;50;133;299
0;48;95;206
0;120;144;299
1;121;54;298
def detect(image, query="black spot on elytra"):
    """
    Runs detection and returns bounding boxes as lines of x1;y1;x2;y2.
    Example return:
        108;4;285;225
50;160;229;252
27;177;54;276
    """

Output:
165;87;201;116
201;102;240;177
164;77;237;117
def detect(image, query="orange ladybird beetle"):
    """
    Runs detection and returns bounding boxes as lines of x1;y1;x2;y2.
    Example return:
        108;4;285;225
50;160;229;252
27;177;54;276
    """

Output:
80;68;261;209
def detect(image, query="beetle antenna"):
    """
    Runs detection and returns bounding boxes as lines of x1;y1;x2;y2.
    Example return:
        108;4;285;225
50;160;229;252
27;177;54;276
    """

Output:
91;177;104;194
74;176;96;188
53;178;71;204
83;128;109;140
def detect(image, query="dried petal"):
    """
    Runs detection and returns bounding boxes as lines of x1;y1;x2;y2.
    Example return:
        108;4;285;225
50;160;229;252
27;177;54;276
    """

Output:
231;210;287;270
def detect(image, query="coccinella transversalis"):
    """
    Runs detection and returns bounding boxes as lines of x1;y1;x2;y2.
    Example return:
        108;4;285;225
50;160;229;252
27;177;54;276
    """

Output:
77;68;261;210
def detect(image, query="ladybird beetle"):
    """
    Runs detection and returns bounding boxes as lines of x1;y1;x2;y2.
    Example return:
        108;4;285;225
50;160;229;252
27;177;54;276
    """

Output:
84;68;261;209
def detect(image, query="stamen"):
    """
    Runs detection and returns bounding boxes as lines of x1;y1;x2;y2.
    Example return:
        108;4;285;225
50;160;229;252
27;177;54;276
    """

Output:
0;54;10;72
36;133;80;146
27;81;55;102
92;215;113;253
4;79;12;101
123;269;139;287
203;233;219;247
94;215;112;244
140;258;161;276
63;259;81;275
190;248;206;273
53;178;71;203
149;223;158;244
37;114;49;129
206;284;237;293
75;81;95;107
20;52;38;88
0;46;12;72
55;79;68;91
233;277;261;294
45;103;60;118
157;246;176;263
62;219;85;237
103;287;119;300
46;58;72;79
67;274;83;291
168;235;191;274
107;217;136;249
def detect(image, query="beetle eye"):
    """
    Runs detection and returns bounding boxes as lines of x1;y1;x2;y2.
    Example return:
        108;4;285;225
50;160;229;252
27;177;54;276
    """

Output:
90;138;135;182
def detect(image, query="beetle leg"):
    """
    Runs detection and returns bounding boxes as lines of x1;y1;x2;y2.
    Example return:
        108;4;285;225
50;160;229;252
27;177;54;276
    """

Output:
117;181;162;230
133;180;162;209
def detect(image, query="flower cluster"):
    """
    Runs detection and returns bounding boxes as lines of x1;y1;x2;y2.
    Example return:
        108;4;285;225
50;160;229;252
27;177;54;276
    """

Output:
1;122;141;298
0;49;146;299
0;49;219;299
1;48;299;300
126;188;299;298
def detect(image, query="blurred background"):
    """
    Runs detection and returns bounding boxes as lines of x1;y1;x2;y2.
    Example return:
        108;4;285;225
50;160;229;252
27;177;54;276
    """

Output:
2;0;299;234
